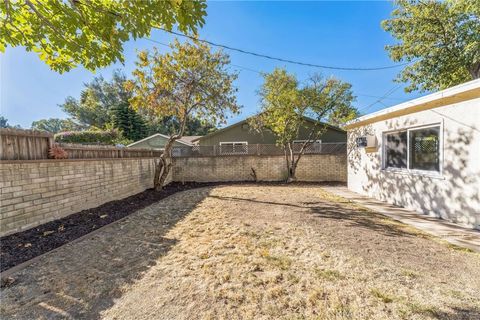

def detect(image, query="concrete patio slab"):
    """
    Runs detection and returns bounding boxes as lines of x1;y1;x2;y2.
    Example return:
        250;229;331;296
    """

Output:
321;185;480;253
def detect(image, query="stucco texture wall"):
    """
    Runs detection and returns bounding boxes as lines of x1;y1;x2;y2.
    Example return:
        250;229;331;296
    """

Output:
347;98;480;229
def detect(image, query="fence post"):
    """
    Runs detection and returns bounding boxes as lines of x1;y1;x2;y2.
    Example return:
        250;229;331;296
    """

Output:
47;134;54;159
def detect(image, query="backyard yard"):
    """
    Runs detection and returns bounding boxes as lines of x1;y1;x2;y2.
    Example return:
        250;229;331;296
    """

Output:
1;184;479;320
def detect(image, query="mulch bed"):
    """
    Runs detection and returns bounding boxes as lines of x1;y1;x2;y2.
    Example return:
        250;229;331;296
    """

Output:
0;182;221;273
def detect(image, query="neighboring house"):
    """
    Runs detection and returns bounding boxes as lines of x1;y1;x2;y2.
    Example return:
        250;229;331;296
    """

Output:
127;133;199;149
346;79;480;229
192;117;346;154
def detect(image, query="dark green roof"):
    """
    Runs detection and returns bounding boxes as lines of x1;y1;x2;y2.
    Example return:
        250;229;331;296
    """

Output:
192;116;345;142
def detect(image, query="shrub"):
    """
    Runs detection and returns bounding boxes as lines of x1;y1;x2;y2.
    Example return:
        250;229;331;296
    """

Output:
54;129;121;145
48;144;68;159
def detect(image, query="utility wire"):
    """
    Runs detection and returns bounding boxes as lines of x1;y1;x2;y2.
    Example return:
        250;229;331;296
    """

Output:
75;0;411;72
154;27;411;71
355;93;404;101
146;37;409;87
357;85;403;115
145;38;263;75
145;37;407;112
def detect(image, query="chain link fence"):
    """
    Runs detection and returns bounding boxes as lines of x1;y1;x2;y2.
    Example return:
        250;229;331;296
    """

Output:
171;143;346;158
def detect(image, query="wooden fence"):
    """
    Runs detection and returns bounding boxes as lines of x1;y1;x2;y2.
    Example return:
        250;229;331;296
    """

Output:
0;128;53;160
1;129;346;161
59;143;162;159
0;128;162;160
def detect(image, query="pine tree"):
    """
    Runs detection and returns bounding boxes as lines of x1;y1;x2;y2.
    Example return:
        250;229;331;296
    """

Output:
111;103;148;141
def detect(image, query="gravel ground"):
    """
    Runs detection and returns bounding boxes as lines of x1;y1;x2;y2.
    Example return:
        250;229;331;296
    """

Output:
1;184;479;320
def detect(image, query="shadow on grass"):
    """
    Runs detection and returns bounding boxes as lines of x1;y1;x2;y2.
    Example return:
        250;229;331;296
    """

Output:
405;305;480;320
0;187;214;320
210;194;419;238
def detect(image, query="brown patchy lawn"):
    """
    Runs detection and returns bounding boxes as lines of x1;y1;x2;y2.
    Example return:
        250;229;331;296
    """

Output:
1;185;479;320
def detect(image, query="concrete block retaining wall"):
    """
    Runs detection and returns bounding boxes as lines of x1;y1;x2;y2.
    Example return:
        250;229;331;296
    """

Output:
0;159;156;236
172;154;347;183
0;154;346;236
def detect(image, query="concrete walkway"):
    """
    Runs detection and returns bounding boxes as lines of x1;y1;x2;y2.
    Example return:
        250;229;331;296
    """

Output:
321;185;480;253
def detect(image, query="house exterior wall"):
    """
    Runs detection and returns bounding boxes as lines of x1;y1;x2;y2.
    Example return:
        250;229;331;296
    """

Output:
128;135;187;149
198;121;346;146
347;98;480;229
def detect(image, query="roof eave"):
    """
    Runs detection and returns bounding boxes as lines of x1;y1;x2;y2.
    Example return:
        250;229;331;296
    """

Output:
345;79;480;130
127;133;193;147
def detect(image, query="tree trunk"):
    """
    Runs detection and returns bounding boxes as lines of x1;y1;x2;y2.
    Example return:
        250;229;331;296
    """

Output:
469;62;480;79
286;142;297;183
153;137;176;191
287;164;297;183
283;146;290;182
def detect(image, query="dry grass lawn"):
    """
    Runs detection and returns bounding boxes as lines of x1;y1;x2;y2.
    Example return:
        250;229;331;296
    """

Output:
100;185;480;320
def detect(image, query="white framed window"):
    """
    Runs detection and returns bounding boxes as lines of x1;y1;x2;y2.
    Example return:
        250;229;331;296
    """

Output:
293;140;322;153
382;123;442;175
219;141;248;154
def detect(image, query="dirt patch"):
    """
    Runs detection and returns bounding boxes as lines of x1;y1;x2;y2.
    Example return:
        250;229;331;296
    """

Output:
0;182;219;272
1;185;479;320
101;186;480;320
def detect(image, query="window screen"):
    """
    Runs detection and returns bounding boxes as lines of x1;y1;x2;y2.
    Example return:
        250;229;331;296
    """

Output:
219;142;248;154
409;126;440;171
385;131;407;169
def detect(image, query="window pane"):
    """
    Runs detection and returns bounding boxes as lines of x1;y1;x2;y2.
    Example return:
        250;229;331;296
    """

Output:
385;131;407;168
220;143;247;154
409;126;440;171
234;143;248;154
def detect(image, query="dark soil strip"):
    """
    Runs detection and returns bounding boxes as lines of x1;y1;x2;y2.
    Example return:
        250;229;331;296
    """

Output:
0;182;222;273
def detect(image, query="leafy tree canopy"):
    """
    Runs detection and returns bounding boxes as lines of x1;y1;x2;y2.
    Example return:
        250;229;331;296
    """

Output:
31;118;85;133
0;0;207;73
60;70;214;139
126;39;239;135
60;70;148;141
251;68;356;182
146;116;216;137
382;0;480;92
0;116;21;129
60;70;129;129
253;68;357;146
126;39;239;189
0;116;9;128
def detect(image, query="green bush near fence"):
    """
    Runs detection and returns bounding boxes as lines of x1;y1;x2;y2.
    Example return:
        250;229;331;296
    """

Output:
54;130;130;145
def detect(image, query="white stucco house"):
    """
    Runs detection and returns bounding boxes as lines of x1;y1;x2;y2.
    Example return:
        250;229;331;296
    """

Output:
346;79;480;229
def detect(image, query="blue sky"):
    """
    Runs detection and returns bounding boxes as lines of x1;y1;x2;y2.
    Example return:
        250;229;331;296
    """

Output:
0;1;423;128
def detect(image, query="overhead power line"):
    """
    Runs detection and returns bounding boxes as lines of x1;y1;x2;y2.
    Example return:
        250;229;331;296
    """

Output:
357;85;403;115
145;38;264;75
154;27;411;72
75;0;411;72
147;37;407;108
145;37;407;113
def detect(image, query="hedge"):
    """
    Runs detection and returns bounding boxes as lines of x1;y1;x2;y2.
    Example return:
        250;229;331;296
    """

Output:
54;130;121;145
